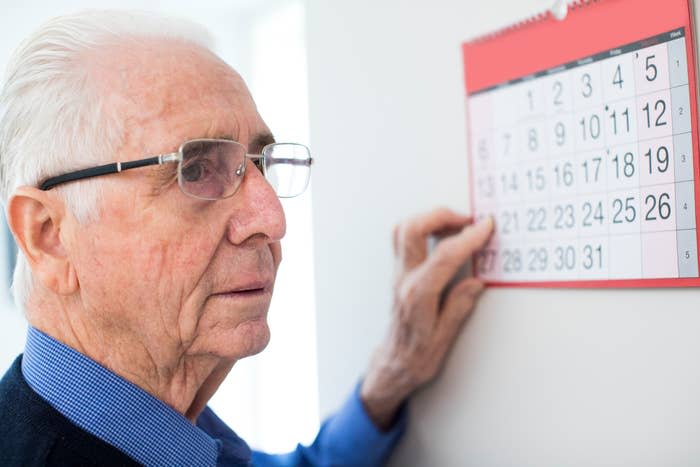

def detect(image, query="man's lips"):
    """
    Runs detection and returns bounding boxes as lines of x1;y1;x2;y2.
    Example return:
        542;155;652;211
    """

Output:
212;279;274;297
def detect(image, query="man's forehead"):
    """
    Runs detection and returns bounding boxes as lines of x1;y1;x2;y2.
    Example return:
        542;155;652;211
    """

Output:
92;38;261;146
96;38;244;91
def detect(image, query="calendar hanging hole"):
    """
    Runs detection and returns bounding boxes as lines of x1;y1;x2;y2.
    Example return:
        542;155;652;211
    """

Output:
551;0;568;21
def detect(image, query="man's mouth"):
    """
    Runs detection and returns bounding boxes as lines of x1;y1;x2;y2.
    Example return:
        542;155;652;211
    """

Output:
212;279;274;298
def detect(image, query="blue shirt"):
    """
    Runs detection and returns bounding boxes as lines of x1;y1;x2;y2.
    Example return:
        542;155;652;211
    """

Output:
21;327;406;466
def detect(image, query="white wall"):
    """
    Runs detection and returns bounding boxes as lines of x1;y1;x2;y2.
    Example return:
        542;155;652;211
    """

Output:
305;1;700;465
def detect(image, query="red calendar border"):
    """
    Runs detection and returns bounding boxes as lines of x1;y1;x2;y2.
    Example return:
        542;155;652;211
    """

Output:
462;0;700;288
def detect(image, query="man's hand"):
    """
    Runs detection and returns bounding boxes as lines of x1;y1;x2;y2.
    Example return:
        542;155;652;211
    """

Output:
360;209;494;430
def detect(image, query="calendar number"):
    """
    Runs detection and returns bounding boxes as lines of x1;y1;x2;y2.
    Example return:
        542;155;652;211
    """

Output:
580;114;601;140
643;146;670;174
642;99;668;128
528;248;548;272
554;162;574;187
581;73;593;98
476;249;497;274
477;138;489;161
502;132;512;156
528;128;539;151
644;193;672;221
582;201;604;227
553;80;564;106
554;204;576;229
582;244;603;270
609;107;631;135
612;151;636;179
554;121;566;146
478;176;495;198
501;172;518;194
526;167;546;191
501;210;519;234
554;246;576;271
582;156;602;183
527;207;547;232
612;197;637;223
613;64;624;89
645;55;658;82
503;249;523;273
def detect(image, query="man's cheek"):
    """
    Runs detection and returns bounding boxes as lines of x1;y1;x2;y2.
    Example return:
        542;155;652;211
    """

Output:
159;239;218;298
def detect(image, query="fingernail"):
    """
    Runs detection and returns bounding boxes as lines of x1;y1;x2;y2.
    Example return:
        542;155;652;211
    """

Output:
478;215;494;230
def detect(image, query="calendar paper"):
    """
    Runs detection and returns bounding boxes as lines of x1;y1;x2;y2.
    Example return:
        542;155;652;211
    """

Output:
463;0;700;287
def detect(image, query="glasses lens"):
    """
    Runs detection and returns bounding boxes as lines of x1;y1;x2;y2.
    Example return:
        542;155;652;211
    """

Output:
178;139;246;200
263;143;312;198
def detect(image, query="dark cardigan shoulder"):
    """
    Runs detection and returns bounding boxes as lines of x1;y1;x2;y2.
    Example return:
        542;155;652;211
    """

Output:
0;355;140;467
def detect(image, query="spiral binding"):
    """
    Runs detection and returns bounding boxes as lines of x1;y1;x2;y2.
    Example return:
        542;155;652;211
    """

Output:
466;0;602;45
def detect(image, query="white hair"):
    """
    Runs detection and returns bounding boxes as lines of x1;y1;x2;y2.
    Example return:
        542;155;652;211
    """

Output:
0;10;214;309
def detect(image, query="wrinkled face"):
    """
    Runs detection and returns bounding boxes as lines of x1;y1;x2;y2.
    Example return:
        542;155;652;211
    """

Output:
67;39;286;362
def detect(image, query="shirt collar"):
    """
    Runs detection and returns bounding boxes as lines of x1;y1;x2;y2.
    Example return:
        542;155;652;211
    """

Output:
21;326;247;467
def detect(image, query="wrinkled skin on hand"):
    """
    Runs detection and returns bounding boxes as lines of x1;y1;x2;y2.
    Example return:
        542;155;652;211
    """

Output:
360;209;494;429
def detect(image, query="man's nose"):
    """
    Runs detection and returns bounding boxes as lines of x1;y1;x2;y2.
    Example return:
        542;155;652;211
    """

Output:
225;159;286;246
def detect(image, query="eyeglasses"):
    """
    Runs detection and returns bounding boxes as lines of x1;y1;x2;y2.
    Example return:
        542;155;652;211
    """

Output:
39;139;314;200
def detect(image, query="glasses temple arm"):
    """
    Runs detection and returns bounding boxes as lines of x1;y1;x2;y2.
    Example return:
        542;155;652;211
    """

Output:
40;162;122;191
39;154;178;191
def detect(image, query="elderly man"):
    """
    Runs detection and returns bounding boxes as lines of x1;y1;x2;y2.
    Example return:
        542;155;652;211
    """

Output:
0;10;493;467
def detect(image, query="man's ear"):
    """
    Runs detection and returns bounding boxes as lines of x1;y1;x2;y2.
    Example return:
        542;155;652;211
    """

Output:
7;186;78;295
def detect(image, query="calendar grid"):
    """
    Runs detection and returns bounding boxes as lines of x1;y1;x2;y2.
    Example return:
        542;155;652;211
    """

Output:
469;27;699;284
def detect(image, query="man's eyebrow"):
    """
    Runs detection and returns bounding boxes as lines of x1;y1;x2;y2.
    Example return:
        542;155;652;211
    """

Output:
208;134;236;141
203;133;275;153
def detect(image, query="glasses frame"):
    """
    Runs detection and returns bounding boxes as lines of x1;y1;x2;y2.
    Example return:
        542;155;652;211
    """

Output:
38;138;314;199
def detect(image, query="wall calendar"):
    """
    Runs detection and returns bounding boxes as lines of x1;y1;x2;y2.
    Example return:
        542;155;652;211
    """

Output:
463;0;700;287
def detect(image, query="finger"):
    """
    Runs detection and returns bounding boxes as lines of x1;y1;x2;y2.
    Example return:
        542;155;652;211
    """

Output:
422;216;494;290
434;277;484;348
396;208;472;269
432;220;473;240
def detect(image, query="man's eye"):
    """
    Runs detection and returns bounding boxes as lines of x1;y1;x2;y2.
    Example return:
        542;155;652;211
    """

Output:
182;160;211;182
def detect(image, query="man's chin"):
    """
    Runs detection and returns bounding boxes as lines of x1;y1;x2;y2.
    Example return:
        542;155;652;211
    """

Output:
222;317;271;359
189;305;272;358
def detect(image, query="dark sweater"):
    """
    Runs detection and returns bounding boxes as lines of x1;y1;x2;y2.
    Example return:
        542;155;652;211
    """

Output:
0;355;140;466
